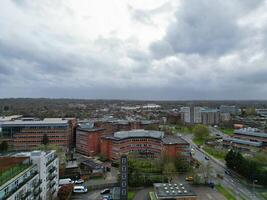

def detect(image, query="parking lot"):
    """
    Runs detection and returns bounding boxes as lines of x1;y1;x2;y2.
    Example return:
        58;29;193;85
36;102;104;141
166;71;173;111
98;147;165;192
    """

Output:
71;189;102;200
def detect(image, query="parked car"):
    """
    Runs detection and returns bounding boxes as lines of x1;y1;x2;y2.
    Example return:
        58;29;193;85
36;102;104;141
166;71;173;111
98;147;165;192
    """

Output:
217;174;224;179
74;179;84;184
102;195;111;200
59;178;73;186
205;156;210;160
185;176;193;181
100;188;111;195
73;186;88;193
225;170;231;175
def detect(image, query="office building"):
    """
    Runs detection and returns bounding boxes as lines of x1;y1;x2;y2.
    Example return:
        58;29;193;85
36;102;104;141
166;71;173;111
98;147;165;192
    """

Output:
223;127;267;151
100;129;191;161
1;118;76;151
76;127;105;156
220;105;237;114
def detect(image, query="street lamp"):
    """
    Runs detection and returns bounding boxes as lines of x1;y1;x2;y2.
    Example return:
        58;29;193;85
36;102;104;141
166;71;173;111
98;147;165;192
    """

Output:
253;179;258;196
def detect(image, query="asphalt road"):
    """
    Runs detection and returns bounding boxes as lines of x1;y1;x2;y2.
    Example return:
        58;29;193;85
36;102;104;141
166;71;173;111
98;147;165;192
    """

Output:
71;190;102;200
182;132;263;200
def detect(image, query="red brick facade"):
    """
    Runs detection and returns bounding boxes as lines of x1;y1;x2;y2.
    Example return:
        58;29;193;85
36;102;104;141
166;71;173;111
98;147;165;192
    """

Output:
100;132;190;161
76;128;105;156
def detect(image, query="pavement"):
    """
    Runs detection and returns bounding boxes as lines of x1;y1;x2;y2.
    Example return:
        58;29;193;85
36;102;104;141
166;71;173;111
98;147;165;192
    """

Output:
71;189;102;200
181;130;263;200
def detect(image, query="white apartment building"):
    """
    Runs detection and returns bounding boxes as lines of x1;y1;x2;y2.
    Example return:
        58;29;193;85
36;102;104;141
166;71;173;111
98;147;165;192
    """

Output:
180;107;191;123
0;150;59;200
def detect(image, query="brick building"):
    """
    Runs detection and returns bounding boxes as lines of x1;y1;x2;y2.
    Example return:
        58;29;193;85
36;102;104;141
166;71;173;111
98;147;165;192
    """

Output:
1;118;76;151
223;127;267;151
76;127;105;156
94;119;159;135
100;129;191;161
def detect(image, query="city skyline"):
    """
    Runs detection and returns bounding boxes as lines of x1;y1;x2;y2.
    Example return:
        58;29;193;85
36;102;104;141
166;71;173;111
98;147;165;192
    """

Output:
1;0;267;100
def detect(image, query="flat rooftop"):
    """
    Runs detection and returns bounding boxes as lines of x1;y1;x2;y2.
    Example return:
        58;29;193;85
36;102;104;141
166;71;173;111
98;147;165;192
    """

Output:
162;136;189;145
234;129;267;138
154;183;196;198
81;159;104;170
0;157;31;187
1;119;69;126
114;129;164;139
77;127;105;132
224;137;262;147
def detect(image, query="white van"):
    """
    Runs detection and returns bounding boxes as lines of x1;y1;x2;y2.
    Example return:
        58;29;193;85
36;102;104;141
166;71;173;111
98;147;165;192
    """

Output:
59;178;73;186
73;186;88;193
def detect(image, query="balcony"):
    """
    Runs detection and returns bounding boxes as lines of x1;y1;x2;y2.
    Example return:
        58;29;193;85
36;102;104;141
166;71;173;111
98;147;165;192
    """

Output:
46;155;57;166
49;181;56;189
33;180;42;188
49;174;56;181
49;166;56;174
51;188;56;195
3;170;38;199
21;190;31;200
34;188;42;197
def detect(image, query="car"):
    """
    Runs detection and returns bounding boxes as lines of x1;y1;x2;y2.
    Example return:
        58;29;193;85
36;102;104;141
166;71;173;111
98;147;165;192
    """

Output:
74;179;84;184
225;170;231;175
100;188;111;195
185;176;193;181
59;178;73;186
217;174;224;179
205;156;210;160
73;186;88;193
101;195;112;200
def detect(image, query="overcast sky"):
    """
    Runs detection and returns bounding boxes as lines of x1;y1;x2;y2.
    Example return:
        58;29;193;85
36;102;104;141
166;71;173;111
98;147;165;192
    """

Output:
0;0;267;100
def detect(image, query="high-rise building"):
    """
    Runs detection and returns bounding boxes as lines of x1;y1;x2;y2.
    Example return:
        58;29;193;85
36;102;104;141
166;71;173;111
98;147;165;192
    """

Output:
0;150;59;200
193;107;203;124
201;109;220;125
180;107;191;123
180;106;203;124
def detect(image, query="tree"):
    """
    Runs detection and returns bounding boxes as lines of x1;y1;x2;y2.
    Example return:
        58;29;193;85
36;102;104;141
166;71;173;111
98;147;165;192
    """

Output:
144;124;159;131
192;124;209;143
175;156;190;172
199;161;213;183
58;184;73;200
42;134;49;145
163;161;177;183
0;141;8;152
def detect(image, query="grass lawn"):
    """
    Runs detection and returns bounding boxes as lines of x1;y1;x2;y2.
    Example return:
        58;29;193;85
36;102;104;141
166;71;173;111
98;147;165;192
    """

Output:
203;146;226;160
219;128;234;135
193;137;205;145
215;185;236;200
261;192;267;200
149;191;157;200
128;191;136;200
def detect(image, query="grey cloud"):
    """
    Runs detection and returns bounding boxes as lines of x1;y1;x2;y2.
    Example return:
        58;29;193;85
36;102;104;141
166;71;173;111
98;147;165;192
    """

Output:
150;0;265;57
128;2;173;25
0;38;75;75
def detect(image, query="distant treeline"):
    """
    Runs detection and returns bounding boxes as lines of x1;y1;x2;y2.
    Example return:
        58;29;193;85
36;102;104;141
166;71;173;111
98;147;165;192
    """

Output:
1;98;267;119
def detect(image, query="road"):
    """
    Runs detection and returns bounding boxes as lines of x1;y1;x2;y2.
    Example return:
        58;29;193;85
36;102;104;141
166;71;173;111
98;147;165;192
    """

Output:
71;190;102;200
182;132;263;200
